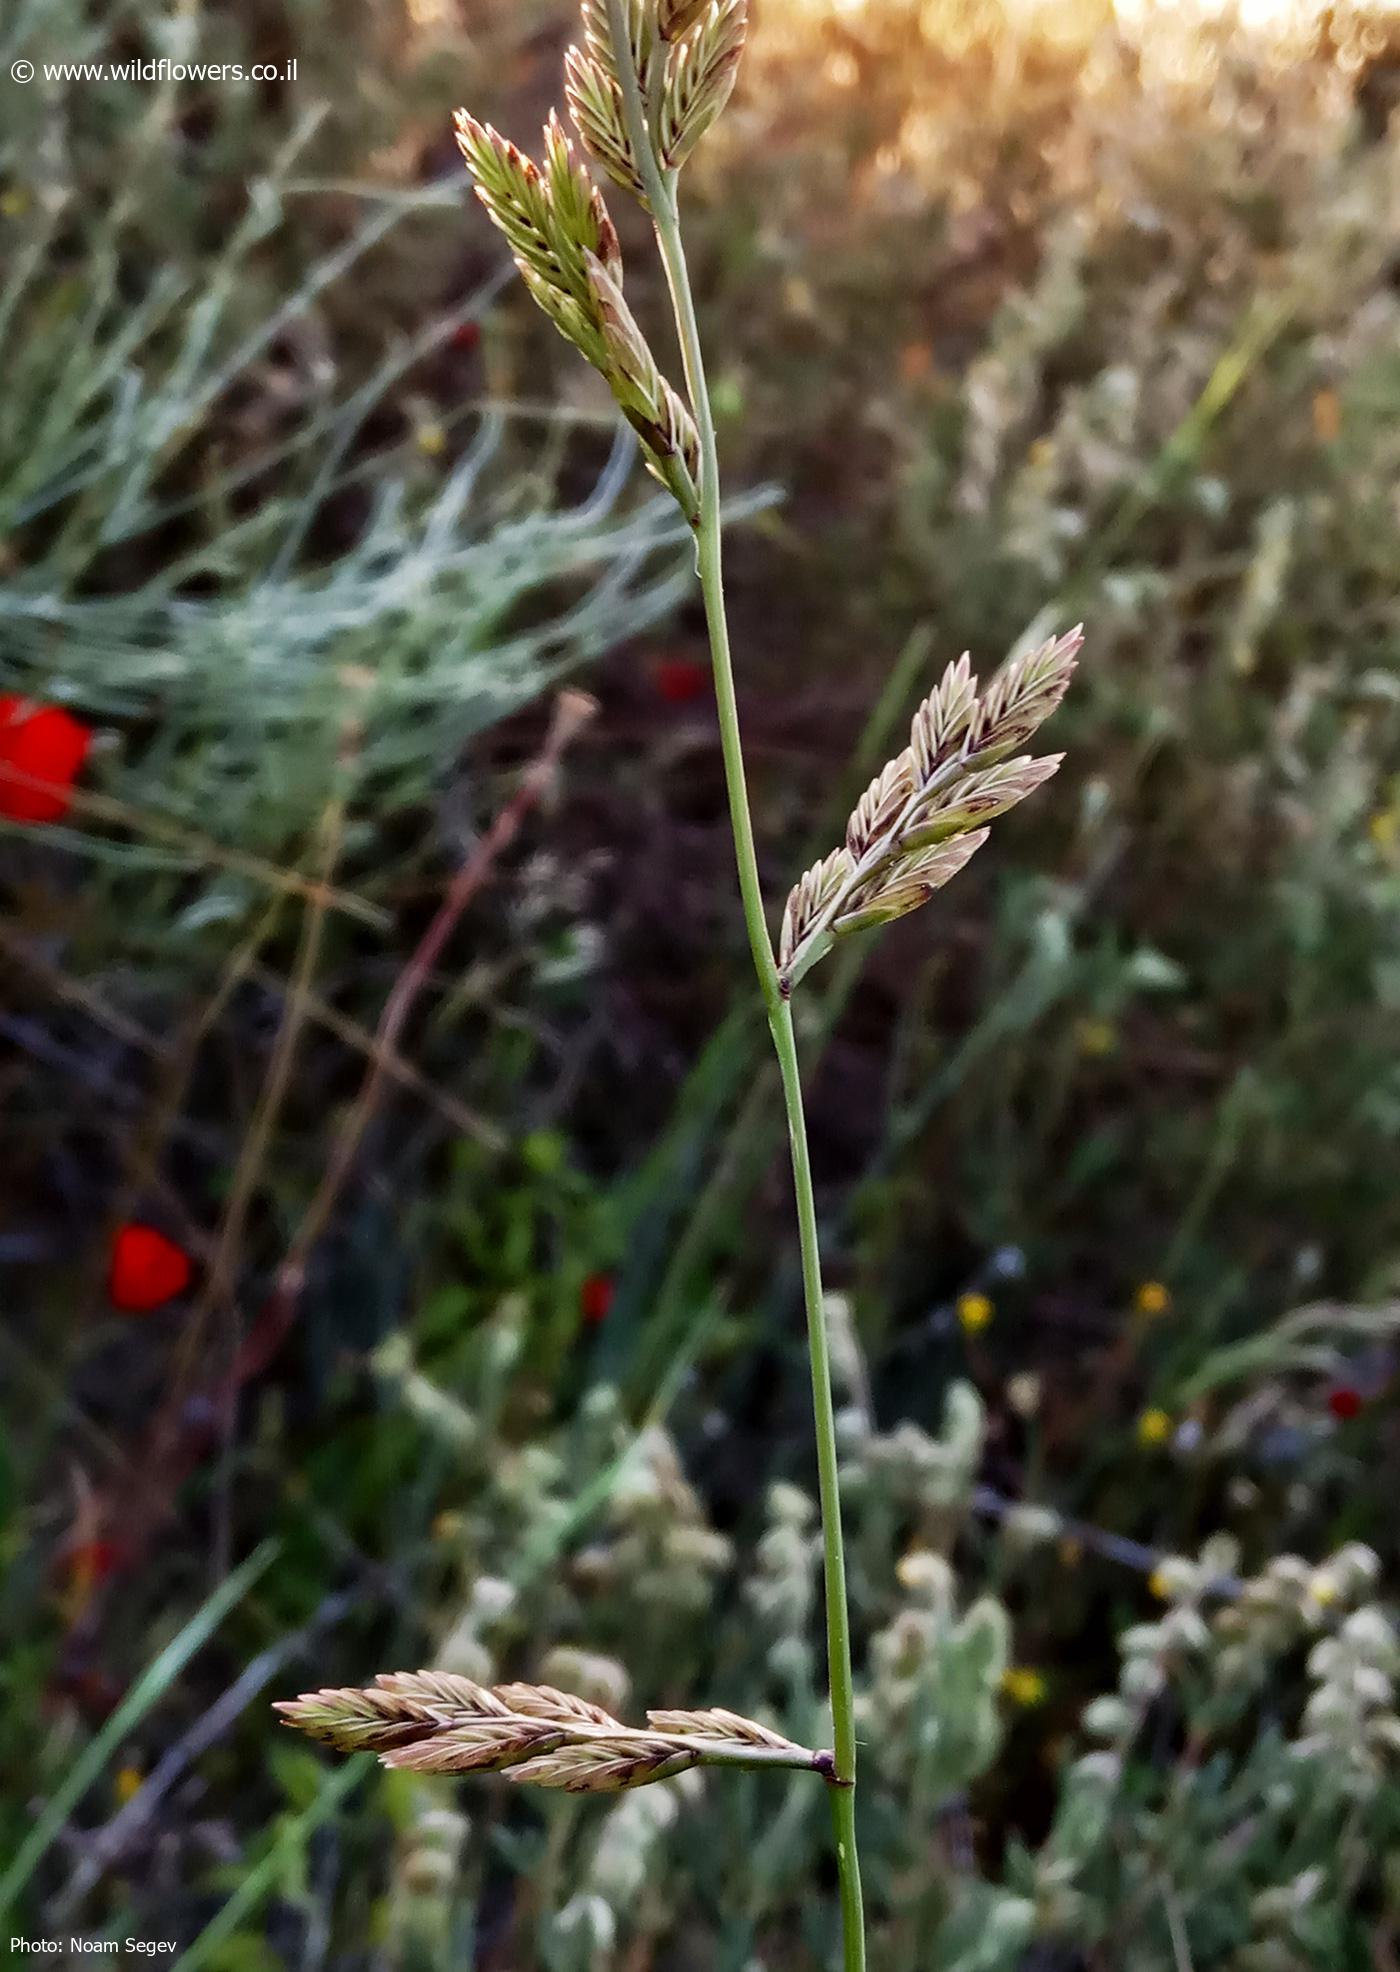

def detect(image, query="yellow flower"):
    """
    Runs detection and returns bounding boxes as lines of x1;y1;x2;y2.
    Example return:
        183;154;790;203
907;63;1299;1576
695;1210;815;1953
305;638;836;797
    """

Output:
1148;1565;1172;1601
415;420;447;457
114;1765;143;1805
957;1292;994;1336
1134;1280;1171;1318
1002;1666;1048;1707
1137;1407;1173;1448
1075;1017;1117;1059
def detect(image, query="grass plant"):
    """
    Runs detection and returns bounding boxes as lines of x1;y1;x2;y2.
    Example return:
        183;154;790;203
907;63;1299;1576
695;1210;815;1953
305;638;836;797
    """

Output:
279;10;1075;1966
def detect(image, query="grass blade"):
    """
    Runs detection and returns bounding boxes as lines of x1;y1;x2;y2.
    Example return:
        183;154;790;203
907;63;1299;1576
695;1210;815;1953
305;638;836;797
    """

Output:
0;1541;279;1925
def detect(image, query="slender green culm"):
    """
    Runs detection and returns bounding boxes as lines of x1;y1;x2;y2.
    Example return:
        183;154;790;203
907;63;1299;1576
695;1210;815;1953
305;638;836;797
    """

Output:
279;12;1079;1968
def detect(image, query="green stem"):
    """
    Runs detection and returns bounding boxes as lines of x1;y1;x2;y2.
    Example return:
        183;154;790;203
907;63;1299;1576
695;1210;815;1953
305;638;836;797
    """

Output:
603;8;865;1966
770;992;866;1970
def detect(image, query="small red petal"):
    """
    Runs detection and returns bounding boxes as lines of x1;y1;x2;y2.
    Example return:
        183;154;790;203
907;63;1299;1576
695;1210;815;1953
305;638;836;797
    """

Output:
1327;1386;1364;1421
57;1539;130;1585
451;320;482;352
654;658;708;706
109;1223;194;1314
580;1272;615;1325
0;698;93;823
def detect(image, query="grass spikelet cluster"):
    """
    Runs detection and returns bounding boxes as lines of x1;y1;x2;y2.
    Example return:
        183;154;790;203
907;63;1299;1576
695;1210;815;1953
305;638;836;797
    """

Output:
453;109;699;514
779;626;1081;991
277;1673;828;1793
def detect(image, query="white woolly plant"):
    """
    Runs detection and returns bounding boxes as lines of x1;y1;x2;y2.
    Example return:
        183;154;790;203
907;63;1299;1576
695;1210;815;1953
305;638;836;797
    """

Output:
278;7;1078;1967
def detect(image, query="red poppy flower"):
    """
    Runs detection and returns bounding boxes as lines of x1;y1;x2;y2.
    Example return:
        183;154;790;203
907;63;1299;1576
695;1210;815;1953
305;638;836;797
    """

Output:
451;320;482;352
0;696;92;823
580;1272;615;1325
1327;1385;1364;1422
109;1223;194;1313
654;658;708;706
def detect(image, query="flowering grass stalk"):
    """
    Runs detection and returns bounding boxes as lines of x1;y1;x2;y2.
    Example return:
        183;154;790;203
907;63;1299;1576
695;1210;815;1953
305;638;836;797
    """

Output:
280;10;1077;1966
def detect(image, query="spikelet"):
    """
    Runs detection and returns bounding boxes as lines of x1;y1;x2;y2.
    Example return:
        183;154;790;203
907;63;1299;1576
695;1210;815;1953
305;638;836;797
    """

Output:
505;1740;692;1793
910;651;978;783
453;112;618;325
454;115;560;289
588;253;701;490
564;44;644;200
276;1674;829;1795
899;754;1066;849
496;1680;621;1726
969;628;1079;763
779;845;855;978
833;830;990;936
456;0;750;522
658;0;711;37
645;1706;808;1752
579;0;653;82
543;111;622;289
779;627;1081;992
659;1;750;171
846;753;915;860
454;109;698;517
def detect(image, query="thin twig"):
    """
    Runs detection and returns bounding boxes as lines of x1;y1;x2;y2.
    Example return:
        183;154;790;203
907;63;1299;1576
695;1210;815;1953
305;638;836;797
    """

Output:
970;1484;1244;1599
0;770;386;928
71;695;593;1593
269;688;595;1313
52;1582;366;1922
1163;1884;1196;1972
245;959;502;1147
202;734;352;1322
0;920;170;1059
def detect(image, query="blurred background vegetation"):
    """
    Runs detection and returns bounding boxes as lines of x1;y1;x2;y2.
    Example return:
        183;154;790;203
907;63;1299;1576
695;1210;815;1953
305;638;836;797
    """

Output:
2;0;1399;1965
